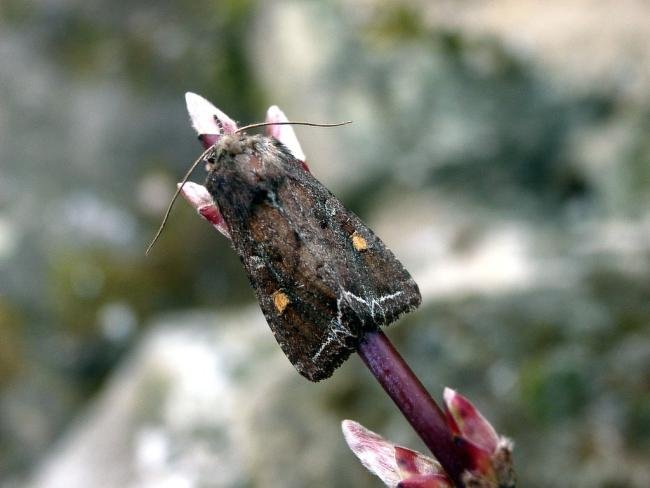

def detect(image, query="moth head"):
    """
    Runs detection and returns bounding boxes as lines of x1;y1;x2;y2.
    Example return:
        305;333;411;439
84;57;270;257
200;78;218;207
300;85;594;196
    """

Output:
145;118;351;255
205;133;252;170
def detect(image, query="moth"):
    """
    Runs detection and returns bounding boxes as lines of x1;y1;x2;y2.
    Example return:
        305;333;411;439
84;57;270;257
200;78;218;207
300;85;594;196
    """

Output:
205;130;420;381
150;117;421;381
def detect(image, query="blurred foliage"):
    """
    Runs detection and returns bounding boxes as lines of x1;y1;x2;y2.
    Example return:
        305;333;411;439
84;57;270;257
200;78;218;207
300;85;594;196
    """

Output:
0;299;25;386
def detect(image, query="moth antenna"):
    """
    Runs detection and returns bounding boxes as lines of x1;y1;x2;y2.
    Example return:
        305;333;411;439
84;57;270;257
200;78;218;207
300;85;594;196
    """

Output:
145;144;216;255
236;120;352;133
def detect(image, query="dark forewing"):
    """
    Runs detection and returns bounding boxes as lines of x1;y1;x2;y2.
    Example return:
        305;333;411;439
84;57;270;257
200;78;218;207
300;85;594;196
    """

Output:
206;136;421;381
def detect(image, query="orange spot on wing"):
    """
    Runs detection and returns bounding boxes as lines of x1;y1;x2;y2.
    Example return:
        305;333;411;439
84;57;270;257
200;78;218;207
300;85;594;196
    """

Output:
351;232;368;252
272;290;290;314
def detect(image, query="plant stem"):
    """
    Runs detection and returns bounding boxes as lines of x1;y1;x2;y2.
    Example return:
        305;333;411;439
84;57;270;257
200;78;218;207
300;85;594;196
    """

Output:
357;330;466;487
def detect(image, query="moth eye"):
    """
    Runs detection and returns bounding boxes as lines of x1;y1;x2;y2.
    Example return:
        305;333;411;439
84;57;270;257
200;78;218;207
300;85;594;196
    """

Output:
204;156;216;171
204;148;221;170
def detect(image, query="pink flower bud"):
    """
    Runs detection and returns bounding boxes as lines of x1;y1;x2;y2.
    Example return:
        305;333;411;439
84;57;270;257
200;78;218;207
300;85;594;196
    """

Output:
178;182;230;239
443;388;499;453
185;92;238;137
397;474;453;488
342;420;451;488
443;388;515;487
265;105;307;164
343;388;515;488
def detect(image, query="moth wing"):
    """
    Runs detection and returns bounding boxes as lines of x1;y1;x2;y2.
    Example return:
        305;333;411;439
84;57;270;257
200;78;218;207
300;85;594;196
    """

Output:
208;138;420;381
242;251;354;381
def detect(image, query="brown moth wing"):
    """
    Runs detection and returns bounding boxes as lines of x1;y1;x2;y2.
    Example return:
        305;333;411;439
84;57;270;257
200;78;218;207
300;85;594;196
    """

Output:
205;134;421;381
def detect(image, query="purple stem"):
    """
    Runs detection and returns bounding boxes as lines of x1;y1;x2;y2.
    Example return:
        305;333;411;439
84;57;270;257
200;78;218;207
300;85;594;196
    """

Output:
357;330;466;487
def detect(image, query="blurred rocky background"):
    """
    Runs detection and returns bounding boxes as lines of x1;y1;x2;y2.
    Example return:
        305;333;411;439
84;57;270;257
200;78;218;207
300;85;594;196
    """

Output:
1;1;649;487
